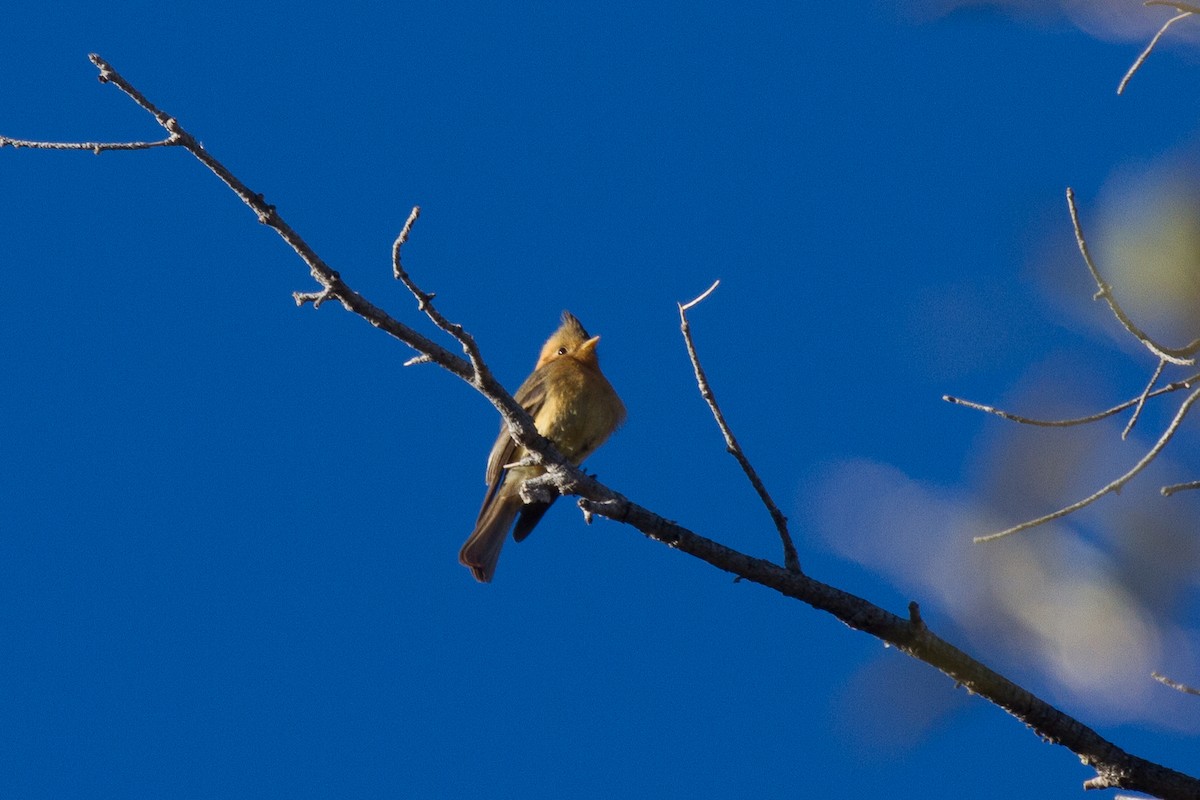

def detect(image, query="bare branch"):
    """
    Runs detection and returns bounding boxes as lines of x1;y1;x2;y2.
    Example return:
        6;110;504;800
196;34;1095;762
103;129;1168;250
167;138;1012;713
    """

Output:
80;53;556;477
80;60;463;372
966;188;1200;542
1153;671;1200;695
1123;358;1167;440
677;281;801;574
976;385;1200;542
944;370;1200;427
1118;10;1194;95
84;57;497;386
577;486;1200;799
1067;187;1200;365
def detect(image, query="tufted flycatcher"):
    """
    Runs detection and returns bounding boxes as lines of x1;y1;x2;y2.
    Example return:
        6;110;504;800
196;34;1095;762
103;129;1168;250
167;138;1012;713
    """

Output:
459;311;625;583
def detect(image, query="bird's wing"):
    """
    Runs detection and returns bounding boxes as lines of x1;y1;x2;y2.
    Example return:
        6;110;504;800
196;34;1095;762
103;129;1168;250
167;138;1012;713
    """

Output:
477;370;549;517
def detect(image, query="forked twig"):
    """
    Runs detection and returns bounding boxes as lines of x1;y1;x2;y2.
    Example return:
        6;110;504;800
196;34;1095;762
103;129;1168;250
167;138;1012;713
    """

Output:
976;385;1200;542
388;205;492;381
678;281;801;574
1118;9;1194;95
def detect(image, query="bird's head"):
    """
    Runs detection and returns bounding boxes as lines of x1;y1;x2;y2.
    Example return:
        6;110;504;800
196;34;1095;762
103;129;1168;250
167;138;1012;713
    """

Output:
535;311;602;370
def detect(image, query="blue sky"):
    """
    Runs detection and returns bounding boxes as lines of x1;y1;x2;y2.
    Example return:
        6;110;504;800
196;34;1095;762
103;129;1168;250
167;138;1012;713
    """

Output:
5;2;1200;798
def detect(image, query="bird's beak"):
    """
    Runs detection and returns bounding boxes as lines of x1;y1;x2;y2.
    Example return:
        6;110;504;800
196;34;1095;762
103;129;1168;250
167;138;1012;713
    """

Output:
577;335;601;361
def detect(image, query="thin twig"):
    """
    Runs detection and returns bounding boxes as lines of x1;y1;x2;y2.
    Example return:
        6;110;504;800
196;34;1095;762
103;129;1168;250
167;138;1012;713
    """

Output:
680;279;720;312
944;371;1200;427
86;56;469;375
1161;480;1200;497
976;385;1200;543
1118;10;1194;95
1067;187;1200;365
1123;358;1166;440
0;135;180;153
1153;671;1200;695
393;204;421;258
1146;1;1200;13
944;395;1129;427
678;281;801;574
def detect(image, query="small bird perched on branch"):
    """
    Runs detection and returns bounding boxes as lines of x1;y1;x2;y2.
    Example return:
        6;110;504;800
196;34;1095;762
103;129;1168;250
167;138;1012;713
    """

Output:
459;311;625;583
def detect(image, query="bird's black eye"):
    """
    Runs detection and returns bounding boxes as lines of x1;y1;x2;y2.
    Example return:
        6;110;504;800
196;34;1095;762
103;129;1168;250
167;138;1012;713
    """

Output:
557;347;568;356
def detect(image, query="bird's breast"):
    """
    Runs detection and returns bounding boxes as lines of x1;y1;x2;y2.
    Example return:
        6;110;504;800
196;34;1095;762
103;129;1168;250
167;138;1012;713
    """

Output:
532;364;624;463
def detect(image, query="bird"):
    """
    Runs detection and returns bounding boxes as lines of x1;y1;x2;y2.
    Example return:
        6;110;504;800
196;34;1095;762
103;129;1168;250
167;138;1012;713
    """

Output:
459;311;625;583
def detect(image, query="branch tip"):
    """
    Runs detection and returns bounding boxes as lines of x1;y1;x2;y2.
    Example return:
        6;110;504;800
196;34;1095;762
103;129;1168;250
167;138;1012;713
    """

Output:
1118;9;1193;94
679;279;721;312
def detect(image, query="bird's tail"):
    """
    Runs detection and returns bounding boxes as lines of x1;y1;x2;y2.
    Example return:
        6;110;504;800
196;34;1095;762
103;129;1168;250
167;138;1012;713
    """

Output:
459;493;522;583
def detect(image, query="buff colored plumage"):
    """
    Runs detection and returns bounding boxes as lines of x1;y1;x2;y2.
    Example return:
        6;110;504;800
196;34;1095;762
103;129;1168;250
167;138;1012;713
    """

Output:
459;312;625;583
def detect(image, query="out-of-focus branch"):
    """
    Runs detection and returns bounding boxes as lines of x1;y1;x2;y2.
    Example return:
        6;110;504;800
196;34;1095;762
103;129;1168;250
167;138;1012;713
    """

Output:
1068;187;1200;365
1146;0;1200;10
951;188;1200;540
1118;7;1194;95
1123;358;1167;440
1161;480;1200;497
945;370;1200;427
974;385;1200;543
677;280;801;574
8;54;1200;800
1153;671;1200;695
